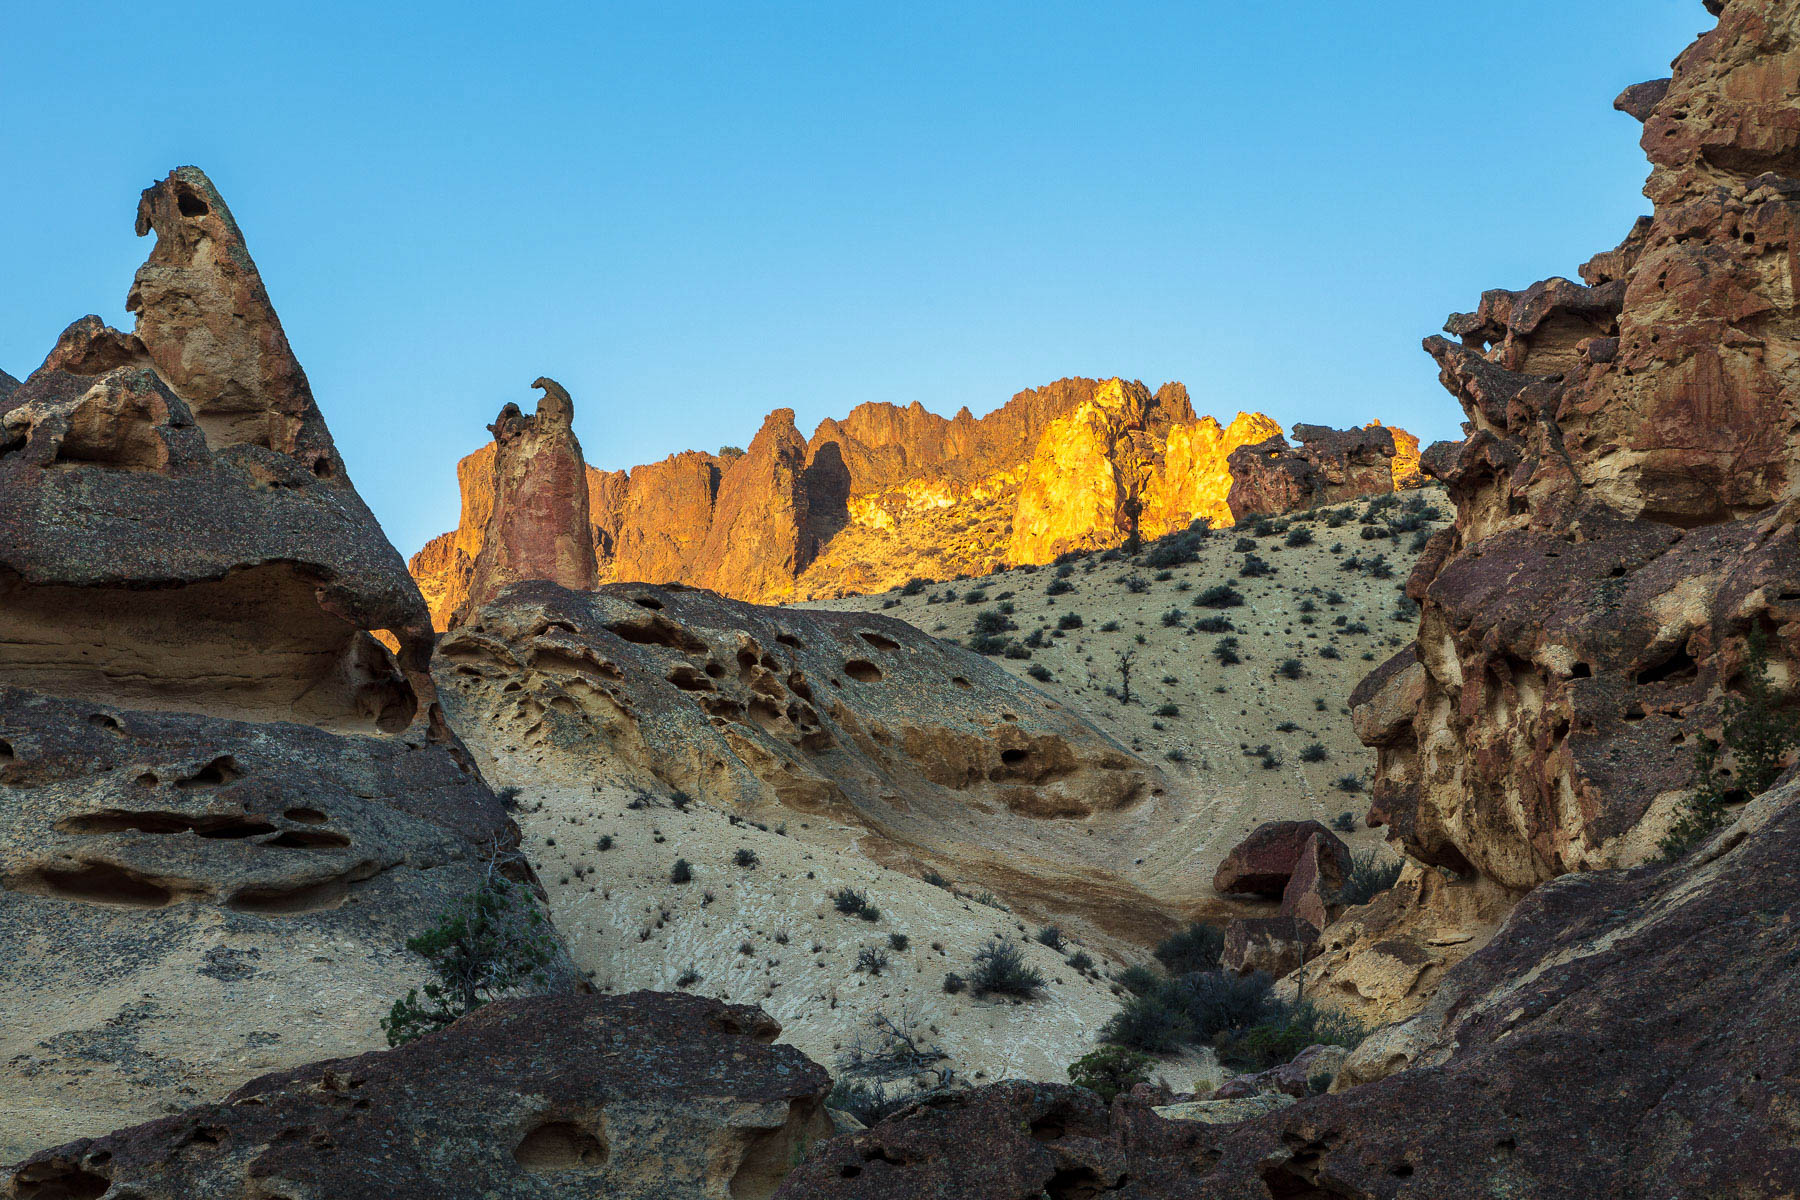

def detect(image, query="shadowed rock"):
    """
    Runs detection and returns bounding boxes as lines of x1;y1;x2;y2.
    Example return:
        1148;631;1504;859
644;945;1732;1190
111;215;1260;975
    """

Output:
7;992;831;1200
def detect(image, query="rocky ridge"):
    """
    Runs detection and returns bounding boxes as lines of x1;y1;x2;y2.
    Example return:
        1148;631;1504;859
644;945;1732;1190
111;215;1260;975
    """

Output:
0;168;577;1162
411;374;1418;625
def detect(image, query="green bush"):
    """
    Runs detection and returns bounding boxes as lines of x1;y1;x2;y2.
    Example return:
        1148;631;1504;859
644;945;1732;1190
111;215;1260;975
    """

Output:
1116;963;1161;995
970;940;1043;999
381;871;556;1046
1027;664;1054;682
1153;923;1223;975
1195;584;1245;609
1218;999;1365;1072
1100;991;1195;1054
1067;1045;1153;1102
1300;742;1329;762
670;858;693;884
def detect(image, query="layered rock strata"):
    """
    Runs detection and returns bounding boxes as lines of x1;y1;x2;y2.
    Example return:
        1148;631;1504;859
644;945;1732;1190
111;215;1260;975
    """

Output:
412;376;1416;623
0;168;569;1160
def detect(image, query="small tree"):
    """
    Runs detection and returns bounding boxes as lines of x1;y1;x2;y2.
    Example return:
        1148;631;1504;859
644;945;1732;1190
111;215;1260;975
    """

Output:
1116;649;1138;705
382;857;557;1046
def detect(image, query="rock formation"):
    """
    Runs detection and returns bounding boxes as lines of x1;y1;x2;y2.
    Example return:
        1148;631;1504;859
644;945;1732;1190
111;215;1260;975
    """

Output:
454;377;599;626
411;376;1417;624
437;581;1165;934
1308;0;1800;1026
1227;421;1423;522
7;991;832;1200
0;168;572;1160
776;767;1800;1198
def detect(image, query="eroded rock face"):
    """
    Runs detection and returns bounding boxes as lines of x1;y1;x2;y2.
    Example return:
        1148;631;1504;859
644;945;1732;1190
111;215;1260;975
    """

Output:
0;168;563;1160
1355;1;1800;905
454;378;599;627
410;376;1415;616
7;992;832;1200
436;580;1177;940
778;773;1800;1198
1226;422;1422;521
1211;820;1348;898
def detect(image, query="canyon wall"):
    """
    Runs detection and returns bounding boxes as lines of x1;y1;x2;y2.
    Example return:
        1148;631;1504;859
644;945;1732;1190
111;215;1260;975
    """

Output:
1317;0;1800;1024
411;375;1418;625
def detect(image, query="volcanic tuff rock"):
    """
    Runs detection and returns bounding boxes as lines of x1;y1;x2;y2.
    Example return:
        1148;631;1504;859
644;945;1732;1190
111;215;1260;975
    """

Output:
0;169;571;1160
1317;0;1800;1025
410;374;1416;624
453;377;599;627
7;992;833;1200
1226;422;1423;523
777;770;1800;1198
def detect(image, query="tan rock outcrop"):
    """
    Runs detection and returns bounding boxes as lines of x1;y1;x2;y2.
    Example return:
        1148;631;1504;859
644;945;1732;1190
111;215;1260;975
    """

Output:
0;168;572;1161
454;378;599;626
688;409;817;601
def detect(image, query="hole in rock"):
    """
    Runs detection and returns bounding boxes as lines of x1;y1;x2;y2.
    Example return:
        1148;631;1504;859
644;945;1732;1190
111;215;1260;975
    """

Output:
228;876;353;915
843;660;883;683
632;596;664;611
1570;662;1592;679
1635;645;1697;686
16;862;179;908
87;713;121;731
667;664;716;692
56;811;276;839
264;830;351;850
176;189;210;217
776;633;803;649
1045;1167;1107;1199
951;676;971;689
283;807;328;824
177;756;241;787
9;1160;111;1199
859;631;901;652
513;1120;608;1172
1001;748;1029;766
605;616;707;653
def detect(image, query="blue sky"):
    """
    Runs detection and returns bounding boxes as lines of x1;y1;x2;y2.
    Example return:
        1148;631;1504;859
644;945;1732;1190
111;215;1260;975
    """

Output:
3;2;1708;555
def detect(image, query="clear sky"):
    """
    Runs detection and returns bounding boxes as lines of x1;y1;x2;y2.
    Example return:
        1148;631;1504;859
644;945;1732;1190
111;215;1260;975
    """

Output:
4;1;1710;556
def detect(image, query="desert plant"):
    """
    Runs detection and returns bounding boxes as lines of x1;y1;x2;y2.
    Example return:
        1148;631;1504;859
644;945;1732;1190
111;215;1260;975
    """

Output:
1240;554;1274;578
1218;999;1365;1071
1154;702;1180;717
381;859;556;1046
970;940;1043;999
1161;607;1183;628
1331;811;1357;832
1115;648;1137;704
670;858;693;884
1058;612;1084;630
1339;851;1403;906
1194;615;1234;634
1100;991;1196;1053
1196;584;1245;609
857;946;891;975
1300;742;1329;763
1066;1045;1152;1101
1034;925;1065;951
1213;637;1242;666
889;932;910;950
1153;923;1223;975
1275;658;1305;680
1333;774;1365;794
1124;574;1152;594
734;847;758;868
1027;664;1054;682
833;887;876;917
943;972;967;994
1284;526;1315;547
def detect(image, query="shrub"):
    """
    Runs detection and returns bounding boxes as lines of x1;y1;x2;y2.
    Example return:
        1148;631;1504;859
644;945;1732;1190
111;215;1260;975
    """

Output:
1154;702;1180;717
1174;969;1273;1040
857;946;891;975
1276;658;1305;679
1153;923;1223;975
1219;999;1365;1072
970;940;1044;999
1284;526;1315;547
1233;536;1256;552
1116;964;1161;995
973;609;1016;636
1003;642;1032;660
1066;951;1095;972
900;577;928;596
1046;577;1075;596
1027;664;1054;682
1240;554;1274;578
381;868;556;1046
1067;1045;1153;1101
1334;774;1365;794
734;847;758;868
1161;608;1183;628
676;967;701;988
1196;584;1244;609
1319;645;1342;660
1213;638;1242;666
1340;851;1403;906
670;858;693;884
942;972;967;995
1124;574;1151;594
889;932;910;950
1058;613;1084;630
1194;615;1235;634
1034;925;1065;951
1100;989;1197;1053
833;887;874;916
1165;748;1188;763
1300;742;1329;763
1331;811;1357;832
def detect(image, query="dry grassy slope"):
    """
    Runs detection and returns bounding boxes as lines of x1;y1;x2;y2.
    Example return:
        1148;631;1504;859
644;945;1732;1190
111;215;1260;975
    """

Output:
808;489;1451;904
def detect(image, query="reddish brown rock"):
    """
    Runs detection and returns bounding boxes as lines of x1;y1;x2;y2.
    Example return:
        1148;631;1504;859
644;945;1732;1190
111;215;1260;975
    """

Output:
1226;422;1421;521
6;992;831;1200
1211;820;1350;897
1278;831;1346;931
412;376;1417;606
689;408;818;602
453;378;599;627
1355;0;1800;903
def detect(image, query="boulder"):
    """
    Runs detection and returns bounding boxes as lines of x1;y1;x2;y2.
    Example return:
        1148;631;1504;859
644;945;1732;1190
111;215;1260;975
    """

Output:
1226;422;1422;521
1212;819;1349;897
1221;915;1320;977
5;992;832;1200
1277;830;1347;930
1211;1044;1349;1100
1153;1094;1295;1124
